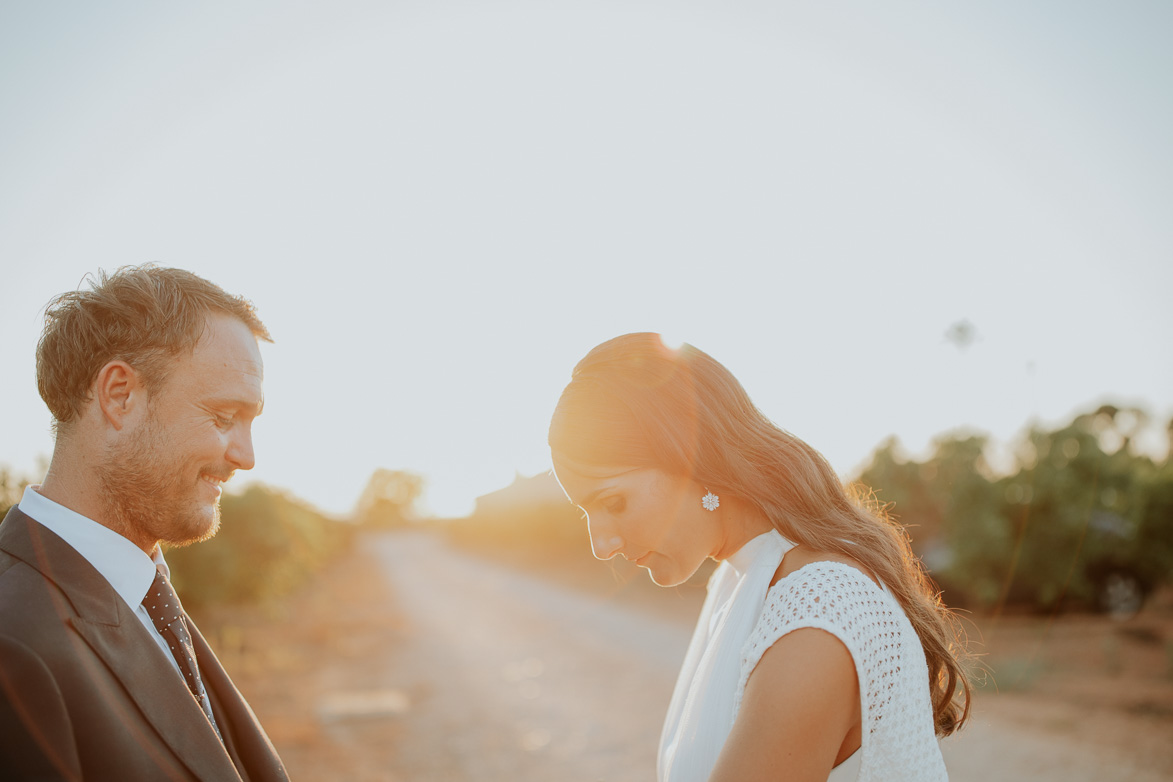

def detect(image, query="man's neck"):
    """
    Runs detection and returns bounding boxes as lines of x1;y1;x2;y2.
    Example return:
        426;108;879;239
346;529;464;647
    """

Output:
38;462;158;556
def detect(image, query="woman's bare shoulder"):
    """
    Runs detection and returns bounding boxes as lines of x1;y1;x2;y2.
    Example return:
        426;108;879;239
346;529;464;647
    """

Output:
772;546;880;588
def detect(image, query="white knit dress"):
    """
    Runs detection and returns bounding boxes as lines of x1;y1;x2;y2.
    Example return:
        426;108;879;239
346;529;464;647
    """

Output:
658;530;947;782
738;561;948;781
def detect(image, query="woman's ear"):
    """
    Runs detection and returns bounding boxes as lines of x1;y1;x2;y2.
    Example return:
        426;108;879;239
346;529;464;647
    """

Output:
94;360;144;431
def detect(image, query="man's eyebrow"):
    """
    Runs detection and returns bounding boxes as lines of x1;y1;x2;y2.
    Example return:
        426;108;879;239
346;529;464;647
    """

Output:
211;397;264;415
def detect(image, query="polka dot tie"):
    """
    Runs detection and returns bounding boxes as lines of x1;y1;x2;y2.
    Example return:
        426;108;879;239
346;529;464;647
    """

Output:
142;568;222;741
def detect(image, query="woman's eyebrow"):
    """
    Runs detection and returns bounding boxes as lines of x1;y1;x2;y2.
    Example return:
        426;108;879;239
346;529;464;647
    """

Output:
575;468;639;507
578;486;609;507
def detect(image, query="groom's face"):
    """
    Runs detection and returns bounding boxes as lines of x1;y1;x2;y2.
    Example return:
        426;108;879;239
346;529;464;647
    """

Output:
99;314;265;550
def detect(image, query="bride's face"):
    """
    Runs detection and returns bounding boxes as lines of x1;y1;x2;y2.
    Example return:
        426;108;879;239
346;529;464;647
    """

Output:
551;456;722;587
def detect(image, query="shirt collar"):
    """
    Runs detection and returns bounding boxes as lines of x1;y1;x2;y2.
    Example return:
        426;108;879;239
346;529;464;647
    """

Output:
18;485;167;609
726;528;785;577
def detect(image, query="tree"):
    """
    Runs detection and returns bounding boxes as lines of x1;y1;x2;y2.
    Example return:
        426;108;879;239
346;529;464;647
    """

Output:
997;406;1161;610
856;434;1006;607
857;404;1171;613
0;466;30;517
355;469;425;528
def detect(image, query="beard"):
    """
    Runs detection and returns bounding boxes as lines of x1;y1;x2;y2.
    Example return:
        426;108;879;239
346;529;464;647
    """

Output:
96;412;224;550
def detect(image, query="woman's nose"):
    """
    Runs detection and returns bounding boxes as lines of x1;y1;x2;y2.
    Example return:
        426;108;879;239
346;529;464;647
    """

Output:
587;519;623;560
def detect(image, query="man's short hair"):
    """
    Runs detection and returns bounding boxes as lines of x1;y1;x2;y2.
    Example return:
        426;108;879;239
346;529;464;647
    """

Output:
36;265;272;427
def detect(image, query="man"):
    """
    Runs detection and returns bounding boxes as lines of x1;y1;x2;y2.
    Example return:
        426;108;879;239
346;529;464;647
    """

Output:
0;266;289;781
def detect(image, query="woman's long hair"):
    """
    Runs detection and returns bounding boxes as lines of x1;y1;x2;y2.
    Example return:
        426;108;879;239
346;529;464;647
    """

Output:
548;333;972;736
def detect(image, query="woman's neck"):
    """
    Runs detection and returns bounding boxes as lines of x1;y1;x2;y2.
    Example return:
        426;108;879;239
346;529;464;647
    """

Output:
711;498;775;561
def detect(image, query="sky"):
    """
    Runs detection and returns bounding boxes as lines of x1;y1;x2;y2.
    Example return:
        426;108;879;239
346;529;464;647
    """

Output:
2;1;1170;518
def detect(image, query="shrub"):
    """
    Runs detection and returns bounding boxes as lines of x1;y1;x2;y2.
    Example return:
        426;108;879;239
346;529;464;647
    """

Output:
167;484;354;607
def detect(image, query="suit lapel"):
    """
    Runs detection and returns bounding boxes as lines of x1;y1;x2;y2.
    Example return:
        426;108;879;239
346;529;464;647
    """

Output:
1;509;242;782
190;622;290;782
69;614;243;781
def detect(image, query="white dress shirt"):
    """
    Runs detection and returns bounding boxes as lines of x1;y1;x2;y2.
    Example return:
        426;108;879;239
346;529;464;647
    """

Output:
18;485;186;679
659;530;795;782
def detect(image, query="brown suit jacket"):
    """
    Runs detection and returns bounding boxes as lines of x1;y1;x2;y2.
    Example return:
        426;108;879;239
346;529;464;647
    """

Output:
0;506;290;781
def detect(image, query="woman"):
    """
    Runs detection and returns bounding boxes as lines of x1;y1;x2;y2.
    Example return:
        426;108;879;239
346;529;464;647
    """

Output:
548;334;970;782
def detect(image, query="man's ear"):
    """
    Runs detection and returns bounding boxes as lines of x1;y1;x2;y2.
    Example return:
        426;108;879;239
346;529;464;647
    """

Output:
94;360;145;431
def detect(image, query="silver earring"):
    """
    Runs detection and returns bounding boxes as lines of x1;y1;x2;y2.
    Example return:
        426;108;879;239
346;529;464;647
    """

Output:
701;490;720;511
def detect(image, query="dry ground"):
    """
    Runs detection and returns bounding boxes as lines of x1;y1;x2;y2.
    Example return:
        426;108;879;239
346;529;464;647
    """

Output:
193;532;1173;781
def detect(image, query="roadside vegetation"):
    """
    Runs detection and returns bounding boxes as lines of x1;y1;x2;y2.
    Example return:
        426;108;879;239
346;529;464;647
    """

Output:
165;485;355;607
857;404;1173;615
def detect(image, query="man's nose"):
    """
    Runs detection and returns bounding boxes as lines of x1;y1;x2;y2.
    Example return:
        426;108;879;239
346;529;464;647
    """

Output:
227;425;256;471
587;517;623;561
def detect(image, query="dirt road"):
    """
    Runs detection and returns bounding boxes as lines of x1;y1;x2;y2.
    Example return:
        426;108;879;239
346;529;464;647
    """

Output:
359;532;1172;782
368;531;687;781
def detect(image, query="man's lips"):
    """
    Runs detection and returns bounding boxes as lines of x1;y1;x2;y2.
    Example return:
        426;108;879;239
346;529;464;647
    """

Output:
200;472;234;493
